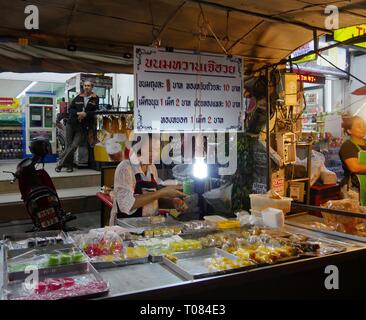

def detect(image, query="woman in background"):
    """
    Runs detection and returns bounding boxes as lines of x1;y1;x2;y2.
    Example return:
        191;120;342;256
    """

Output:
339;114;366;205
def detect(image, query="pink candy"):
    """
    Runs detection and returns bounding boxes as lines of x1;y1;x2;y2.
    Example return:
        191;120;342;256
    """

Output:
13;280;108;300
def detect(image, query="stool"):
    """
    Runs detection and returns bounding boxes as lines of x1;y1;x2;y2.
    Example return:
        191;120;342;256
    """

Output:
96;192;113;227
310;184;341;217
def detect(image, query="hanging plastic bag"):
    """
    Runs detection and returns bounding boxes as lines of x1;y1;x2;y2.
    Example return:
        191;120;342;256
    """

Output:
172;164;193;181
203;184;233;215
296;150;325;185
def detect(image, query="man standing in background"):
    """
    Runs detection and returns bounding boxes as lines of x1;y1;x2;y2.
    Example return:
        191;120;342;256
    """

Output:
56;81;99;172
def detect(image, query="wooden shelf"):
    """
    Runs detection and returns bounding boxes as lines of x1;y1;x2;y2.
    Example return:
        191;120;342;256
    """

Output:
0;126;22;130
289;178;310;182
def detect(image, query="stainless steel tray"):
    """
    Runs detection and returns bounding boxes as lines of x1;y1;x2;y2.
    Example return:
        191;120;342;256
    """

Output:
162;248;253;280
5;245;89;282
117;216;184;231
3;231;70;251
8;262;89;282
6;243;76;259
4;261;109;300
149;255;164;263
90;256;149;270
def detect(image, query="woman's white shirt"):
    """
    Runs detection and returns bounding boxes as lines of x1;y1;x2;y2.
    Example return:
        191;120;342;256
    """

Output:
109;160;160;225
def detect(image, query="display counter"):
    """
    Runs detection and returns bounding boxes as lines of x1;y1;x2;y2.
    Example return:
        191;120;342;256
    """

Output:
2;224;366;300
96;225;366;299
287;201;366;243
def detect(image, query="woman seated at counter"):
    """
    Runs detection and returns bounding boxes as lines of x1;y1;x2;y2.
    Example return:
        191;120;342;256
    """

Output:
339;114;366;205
109;134;187;225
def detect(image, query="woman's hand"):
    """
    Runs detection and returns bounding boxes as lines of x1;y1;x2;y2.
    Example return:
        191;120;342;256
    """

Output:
158;185;186;198
172;197;188;212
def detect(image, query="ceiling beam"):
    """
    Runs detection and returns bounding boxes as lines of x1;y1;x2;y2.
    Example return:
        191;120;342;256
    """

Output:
152;0;187;43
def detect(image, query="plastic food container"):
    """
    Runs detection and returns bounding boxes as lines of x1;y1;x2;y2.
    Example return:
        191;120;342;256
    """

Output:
249;194;292;214
261;208;285;228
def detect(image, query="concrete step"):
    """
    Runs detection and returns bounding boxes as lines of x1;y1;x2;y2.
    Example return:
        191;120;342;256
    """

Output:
0;211;101;236
0;186;101;222
0;162;101;194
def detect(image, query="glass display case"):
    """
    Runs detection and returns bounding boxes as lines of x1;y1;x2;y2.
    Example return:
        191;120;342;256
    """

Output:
286;200;366;243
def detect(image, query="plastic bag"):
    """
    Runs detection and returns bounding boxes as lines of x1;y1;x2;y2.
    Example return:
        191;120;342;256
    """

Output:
340;185;359;201
78;230;123;257
320;167;337;185
172;164;193;180
183;193;199;214
234;210;262;226
296;150;325;185
203;184;233;214
321;199;366;233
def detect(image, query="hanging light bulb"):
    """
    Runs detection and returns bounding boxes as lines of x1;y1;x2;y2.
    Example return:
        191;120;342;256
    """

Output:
193;157;208;179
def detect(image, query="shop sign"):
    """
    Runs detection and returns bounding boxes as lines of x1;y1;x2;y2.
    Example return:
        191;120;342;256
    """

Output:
272;178;285;197
252;182;267;194
134;46;243;132
0;97;21;125
334;24;366;49
29;96;54;105
291;41;316;64
0;97;20;112
296;73;325;84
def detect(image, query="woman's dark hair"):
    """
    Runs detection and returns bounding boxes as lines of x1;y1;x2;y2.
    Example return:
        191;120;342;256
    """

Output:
341;114;364;135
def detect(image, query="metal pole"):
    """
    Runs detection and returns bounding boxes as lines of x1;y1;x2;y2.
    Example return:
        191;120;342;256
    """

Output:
266;67;271;191
306;143;312;204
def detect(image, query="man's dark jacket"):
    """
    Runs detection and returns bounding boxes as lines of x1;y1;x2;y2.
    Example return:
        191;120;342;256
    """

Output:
68;92;99;130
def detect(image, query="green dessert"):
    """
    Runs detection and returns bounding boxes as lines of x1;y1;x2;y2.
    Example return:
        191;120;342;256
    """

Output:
71;252;84;263
59;253;72;265
48;254;60;267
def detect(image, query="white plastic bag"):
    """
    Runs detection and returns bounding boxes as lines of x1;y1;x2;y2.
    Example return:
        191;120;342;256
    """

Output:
235;211;250;226
172;164;193;180
203;184;233;214
320;167;337;185
296;150;325;185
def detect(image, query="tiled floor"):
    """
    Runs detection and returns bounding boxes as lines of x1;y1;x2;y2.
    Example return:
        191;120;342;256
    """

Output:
0;211;100;237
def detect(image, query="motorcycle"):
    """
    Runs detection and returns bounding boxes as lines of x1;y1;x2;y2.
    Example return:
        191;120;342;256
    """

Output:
4;137;77;232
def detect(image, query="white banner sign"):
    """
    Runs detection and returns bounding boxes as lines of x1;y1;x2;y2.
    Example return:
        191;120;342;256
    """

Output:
134;46;243;132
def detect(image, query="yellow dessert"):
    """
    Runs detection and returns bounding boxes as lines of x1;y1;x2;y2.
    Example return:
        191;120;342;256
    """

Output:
125;246;148;259
217;220;241;229
169;240;202;252
164;253;177;263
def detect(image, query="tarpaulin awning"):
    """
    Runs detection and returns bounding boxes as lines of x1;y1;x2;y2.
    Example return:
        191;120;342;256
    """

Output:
0;0;366;73
352;85;366;95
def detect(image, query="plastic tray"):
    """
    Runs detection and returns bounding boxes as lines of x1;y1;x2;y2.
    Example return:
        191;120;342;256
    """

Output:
117;216;169;229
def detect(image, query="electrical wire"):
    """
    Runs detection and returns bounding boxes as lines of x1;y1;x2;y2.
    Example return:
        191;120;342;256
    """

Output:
198;3;229;55
318;53;366;86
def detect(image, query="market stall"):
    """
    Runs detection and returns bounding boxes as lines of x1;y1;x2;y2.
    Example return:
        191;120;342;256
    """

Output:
1;220;366;300
2;0;366;302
